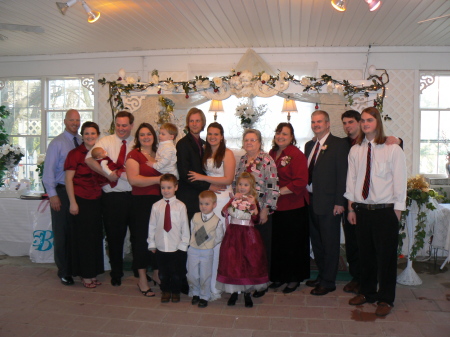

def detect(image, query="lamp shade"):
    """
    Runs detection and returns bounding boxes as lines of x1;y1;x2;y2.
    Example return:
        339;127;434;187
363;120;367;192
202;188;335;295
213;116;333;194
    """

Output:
209;100;224;112
281;99;297;113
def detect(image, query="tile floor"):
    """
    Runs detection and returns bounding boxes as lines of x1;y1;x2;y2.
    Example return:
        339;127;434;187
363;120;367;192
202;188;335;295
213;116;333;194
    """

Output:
0;256;449;337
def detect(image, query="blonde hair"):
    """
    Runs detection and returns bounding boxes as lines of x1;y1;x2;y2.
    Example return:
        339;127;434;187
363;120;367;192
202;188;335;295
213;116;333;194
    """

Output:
236;172;258;199
161;123;178;140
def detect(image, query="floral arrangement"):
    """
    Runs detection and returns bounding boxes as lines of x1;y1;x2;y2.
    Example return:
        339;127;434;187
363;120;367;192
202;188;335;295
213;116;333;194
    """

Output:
399;175;444;260
235;103;267;129
157;96;175;125
231;196;256;215
0;144;25;187
280;156;291;167
36;154;46;192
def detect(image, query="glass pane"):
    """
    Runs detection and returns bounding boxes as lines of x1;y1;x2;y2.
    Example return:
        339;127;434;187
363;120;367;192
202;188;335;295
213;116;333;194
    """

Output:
9;136;42;190
420;78;438;108
420;142;438;174
48;78;94;110
439;76;450;109
47;110;93;140
420;111;438;140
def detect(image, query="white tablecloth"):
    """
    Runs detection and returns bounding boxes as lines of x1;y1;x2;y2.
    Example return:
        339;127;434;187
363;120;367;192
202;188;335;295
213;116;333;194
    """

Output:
0;198;46;256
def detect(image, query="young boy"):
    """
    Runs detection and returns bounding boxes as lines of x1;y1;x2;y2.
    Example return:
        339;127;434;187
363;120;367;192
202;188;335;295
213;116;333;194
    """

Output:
91;147;125;188
148;123;179;178
187;190;224;308
148;174;189;303
344;107;406;317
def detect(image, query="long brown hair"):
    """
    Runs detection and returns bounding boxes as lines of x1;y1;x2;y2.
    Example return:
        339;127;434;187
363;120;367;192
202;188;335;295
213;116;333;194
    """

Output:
133;122;158;153
356;107;386;145
271;122;297;151
202;122;226;169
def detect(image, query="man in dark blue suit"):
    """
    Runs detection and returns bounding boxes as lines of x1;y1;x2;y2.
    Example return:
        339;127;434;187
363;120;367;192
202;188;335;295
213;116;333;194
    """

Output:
305;110;350;296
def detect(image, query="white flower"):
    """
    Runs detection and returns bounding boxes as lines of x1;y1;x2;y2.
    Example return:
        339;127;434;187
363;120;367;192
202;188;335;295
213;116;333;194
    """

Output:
239;70;253;85
327;81;334;94
336;84;344;96
261;73;270;82
37;154;46;165
195;80;203;89
279;71;288;81
126;76;136;85
229;76;241;89
152;74;159;84
166;83;175;91
118;68;126;79
300;77;311;86
202;79;210;89
213;77;223;87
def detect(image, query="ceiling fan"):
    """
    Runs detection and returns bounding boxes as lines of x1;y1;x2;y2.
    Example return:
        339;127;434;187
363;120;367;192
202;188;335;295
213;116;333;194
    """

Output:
0;23;45;41
418;13;450;23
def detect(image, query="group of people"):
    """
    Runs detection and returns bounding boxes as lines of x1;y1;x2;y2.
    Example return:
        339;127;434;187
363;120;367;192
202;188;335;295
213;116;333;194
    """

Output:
43;103;406;316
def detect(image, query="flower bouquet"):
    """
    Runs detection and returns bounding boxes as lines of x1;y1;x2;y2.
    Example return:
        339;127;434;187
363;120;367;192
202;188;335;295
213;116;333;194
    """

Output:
235;102;267;129
231;196;257;215
0;144;24;187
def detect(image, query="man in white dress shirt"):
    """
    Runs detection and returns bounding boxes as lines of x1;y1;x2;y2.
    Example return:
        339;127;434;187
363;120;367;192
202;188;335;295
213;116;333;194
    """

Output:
345;107;406;317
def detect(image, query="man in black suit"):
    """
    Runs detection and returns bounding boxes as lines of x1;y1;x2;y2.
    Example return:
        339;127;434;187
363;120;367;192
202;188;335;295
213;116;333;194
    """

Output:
305;110;350;296
176;107;224;221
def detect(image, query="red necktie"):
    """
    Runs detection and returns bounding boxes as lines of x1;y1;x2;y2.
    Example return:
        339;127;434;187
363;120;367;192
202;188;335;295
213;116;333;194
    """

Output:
362;142;372;200
164;200;172;232
116;140;126;169
308;142;320;185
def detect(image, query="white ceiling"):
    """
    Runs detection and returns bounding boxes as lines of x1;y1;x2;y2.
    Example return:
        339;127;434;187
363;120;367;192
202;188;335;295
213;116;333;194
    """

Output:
0;0;449;57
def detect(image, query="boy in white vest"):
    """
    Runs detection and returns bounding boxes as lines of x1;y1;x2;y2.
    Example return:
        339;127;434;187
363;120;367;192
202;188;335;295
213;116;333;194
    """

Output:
187;190;224;308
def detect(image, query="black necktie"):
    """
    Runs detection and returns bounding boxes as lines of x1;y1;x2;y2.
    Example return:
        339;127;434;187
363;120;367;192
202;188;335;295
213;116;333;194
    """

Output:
73;137;79;148
308;142;320;185
362;143;372;200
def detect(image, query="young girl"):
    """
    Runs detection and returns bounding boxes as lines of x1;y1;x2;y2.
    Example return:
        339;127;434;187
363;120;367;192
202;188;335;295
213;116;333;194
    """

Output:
216;172;269;308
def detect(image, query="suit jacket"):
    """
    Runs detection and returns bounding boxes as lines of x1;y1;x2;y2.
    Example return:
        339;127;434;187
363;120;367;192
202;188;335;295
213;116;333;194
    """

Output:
176;132;209;214
305;134;350;215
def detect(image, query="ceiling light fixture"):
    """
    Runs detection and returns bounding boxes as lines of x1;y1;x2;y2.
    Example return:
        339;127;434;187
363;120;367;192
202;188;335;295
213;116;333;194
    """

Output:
331;0;346;12
56;0;100;23
365;0;382;12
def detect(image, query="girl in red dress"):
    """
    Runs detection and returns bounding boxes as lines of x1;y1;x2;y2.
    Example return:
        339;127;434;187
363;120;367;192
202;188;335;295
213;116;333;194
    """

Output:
216;172;269;308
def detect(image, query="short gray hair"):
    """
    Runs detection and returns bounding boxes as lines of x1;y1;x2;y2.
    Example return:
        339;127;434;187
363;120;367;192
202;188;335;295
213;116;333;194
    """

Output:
242;129;263;150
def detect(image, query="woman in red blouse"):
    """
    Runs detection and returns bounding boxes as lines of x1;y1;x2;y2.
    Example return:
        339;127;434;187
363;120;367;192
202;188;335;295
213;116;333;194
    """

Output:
65;122;104;288
269;123;310;294
126;122;162;297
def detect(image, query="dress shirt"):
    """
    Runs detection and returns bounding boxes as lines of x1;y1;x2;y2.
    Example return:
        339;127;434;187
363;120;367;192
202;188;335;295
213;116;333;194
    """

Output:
148;196;190;252
234;151;280;210
153;140;179;178
306;132;330;194
43;130;82;197
86;133;134;193
344;138;407;211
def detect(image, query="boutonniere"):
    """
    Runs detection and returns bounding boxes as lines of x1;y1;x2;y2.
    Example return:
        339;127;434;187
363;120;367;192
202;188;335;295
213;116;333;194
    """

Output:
280;155;291;167
321;145;328;153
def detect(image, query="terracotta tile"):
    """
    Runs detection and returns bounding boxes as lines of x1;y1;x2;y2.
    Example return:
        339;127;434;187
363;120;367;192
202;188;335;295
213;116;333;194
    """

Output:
306;295;339;307
273;294;306;306
136;322;178;337
402;299;440;311
188;302;224;314
253;331;290;337
221;305;258;317
94;305;135;319
64;315;109;332
174;326;214;337
256;305;291;317
234;316;270;330
394;310;433;323
126;295;161;309
0;309;43;324
32;327;75;337
324;306;358;320
270;317;307;332
395;287;416;299
342;320;384;335
128;307;167;322
0;295;41;309
0;322;41;337
412;288;448;300
30;312;75;328
290;333;329;337
214;328;253;337
435;300;450;312
380;321;423;336
99;318;143;335
197;314;236;328
419;323;450;337
427;311;450;324
307;319;344;334
290;306;324;319
72;331;114;337
162;311;200;325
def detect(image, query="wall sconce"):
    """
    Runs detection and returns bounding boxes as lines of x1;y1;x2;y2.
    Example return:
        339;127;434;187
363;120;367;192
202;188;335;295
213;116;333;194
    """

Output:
209;100;224;121
56;0;100;23
281;99;298;123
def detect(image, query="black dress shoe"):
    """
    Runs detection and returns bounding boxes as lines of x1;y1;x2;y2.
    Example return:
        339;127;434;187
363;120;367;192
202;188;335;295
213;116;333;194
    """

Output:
111;277;121;286
283;282;300;294
268;282;284;289
253;288;268;298
60;276;74;286
310;285;336;296
244;293;253;308
191;296;200;305
305;279;319;287
227;292;238;306
198;299;208;308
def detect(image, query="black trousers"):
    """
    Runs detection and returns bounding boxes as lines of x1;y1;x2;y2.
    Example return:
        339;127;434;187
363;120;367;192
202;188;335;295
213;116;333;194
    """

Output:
130;194;161;271
343;209;360;282
355;207;399;306
256;214;273;272
51;184;71;278
156;249;187;294
309;196;341;288
102;191;132;279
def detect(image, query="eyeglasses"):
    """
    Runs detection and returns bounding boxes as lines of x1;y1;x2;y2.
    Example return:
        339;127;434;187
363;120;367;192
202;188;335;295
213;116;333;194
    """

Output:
244;139;259;143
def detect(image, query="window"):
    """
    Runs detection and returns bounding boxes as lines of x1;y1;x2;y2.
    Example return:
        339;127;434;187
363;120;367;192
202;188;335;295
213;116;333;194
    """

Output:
0;77;94;189
419;73;450;174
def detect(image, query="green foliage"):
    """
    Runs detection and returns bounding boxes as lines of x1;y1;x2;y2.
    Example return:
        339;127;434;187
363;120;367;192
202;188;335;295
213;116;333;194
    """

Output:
0;105;11;146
